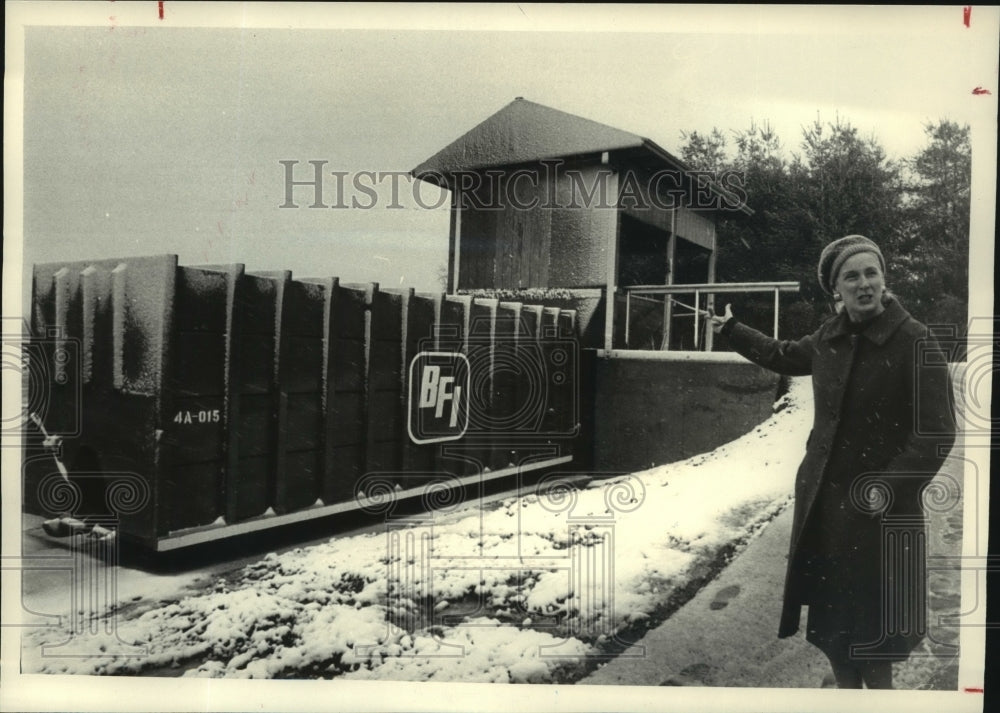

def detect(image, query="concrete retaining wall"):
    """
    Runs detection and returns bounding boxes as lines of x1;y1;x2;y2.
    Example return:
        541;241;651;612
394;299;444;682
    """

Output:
591;352;783;472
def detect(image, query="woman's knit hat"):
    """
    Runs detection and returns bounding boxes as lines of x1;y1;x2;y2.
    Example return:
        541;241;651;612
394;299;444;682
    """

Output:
817;235;885;296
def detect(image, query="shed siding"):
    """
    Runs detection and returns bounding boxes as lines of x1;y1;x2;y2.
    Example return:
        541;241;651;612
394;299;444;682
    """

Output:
675;206;715;252
548;167;618;287
619;166;675;235
493;173;552;289
457;205;497;290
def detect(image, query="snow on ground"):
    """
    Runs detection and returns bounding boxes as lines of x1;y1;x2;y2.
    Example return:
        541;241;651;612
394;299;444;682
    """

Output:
22;378;812;682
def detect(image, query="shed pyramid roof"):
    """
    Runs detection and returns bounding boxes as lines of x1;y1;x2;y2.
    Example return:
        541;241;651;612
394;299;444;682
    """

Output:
411;97;752;215
411;98;647;179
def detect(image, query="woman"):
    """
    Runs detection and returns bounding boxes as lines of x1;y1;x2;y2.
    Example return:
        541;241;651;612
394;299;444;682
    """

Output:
710;235;957;689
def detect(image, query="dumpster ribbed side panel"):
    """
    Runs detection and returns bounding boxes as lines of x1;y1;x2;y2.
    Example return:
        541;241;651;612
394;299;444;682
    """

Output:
79;266;102;385
275;278;325;513
535;307;579;441
516;304;545;443
555;309;579;437
468;298;498;473
162;266;230;531
218;265;244;526
323;283;368;504
366;285;404;479
539;307;562;438
111;265;126;391
229;272;287;520
116;256;175;540
114;259;173;397
316;277;339;504
53;268;74;389
491;301;521;470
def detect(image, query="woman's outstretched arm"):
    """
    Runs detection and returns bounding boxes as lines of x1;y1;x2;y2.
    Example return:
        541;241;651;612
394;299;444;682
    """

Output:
711;303;817;376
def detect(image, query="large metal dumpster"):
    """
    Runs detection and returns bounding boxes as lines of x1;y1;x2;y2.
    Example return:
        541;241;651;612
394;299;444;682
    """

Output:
24;255;580;550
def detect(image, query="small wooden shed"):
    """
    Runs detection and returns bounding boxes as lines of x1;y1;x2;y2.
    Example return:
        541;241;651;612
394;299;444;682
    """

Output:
411;97;752;350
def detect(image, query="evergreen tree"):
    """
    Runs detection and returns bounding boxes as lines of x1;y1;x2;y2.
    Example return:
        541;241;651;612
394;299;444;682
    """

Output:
679;128;729;172
714;121;817;336
894;120;970;334
792;116;904;259
677;115;969;356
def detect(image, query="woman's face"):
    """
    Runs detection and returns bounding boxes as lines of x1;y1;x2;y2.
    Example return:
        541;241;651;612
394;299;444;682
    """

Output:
834;252;886;322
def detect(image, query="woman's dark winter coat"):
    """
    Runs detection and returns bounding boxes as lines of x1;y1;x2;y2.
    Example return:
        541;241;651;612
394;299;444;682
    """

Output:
722;297;956;659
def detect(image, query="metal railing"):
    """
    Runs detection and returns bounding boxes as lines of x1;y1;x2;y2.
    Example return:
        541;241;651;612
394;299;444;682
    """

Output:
623;281;800;351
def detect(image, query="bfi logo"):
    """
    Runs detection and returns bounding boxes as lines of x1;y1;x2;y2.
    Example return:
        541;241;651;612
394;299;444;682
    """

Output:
407;352;470;444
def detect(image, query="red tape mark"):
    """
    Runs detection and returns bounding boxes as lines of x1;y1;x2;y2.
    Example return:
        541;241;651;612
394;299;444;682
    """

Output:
964;687;984;694
158;1;164;20
963;6;971;28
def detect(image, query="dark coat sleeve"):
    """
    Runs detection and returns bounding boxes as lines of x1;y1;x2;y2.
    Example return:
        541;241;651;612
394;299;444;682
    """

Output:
721;319;818;376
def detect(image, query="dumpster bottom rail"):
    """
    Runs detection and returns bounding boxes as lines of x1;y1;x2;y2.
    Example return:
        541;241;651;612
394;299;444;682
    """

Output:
156;455;572;551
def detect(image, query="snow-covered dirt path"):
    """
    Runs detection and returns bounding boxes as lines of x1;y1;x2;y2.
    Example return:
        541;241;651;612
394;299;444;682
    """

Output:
22;378;812;682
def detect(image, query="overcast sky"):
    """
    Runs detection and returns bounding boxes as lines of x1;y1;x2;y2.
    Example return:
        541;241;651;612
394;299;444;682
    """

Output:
9;3;1000;307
